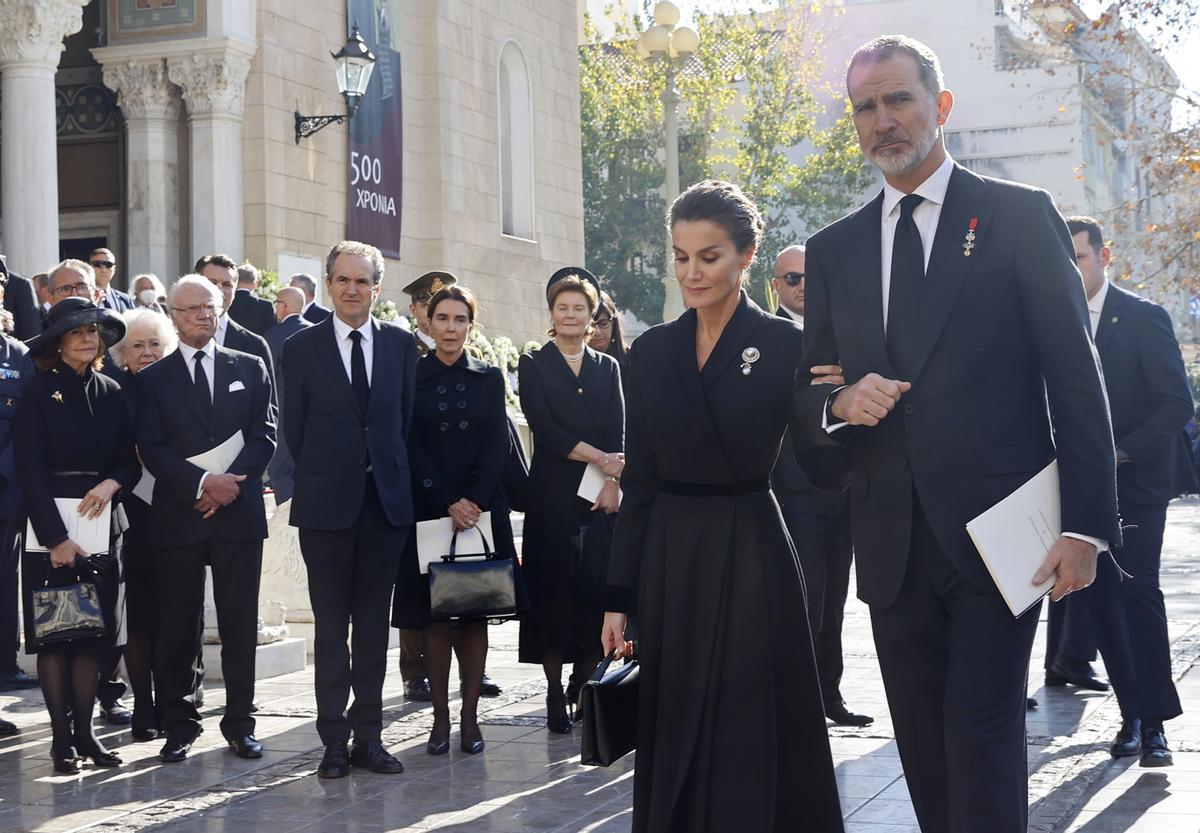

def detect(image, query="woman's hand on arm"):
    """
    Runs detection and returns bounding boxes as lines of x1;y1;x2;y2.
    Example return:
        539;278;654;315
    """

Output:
601;612;633;658
49;539;88;568
78;479;121;520
592;479;621;514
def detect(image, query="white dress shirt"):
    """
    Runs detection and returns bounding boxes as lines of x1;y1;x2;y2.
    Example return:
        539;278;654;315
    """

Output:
416;329;435;350
778;305;804;328
331;314;375;384
1087;280;1110;337
177;339;217;496
214;314;229;347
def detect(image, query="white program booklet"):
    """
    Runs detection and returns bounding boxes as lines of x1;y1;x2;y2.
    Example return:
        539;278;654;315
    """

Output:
577;463;622;506
26;499;112;555
415;512;494;575
131;430;246;504
965;460;1060;617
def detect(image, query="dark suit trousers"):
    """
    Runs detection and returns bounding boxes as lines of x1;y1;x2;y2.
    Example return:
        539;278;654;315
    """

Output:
1084;503;1181;722
1044;592;1098;669
0;520;20;673
300;475;408;745
780;500;852;703
870;501;1039;833
154;537;262;741
398;629;426;683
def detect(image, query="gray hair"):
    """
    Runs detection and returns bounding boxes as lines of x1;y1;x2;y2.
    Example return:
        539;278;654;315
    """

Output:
167;273;224;313
51;259;96;285
131;273;166;298
237;263;260;287
112;307;179;369
289;273;317;299
325;240;385;286
847;35;944;99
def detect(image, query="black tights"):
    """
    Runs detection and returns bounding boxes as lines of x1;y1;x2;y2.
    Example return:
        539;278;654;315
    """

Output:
426;621;487;745
123;629;157;727
38;646;100;753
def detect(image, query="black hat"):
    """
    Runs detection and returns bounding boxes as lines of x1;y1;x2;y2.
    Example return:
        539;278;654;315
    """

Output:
26;297;125;358
546;266;600;300
402;270;458;300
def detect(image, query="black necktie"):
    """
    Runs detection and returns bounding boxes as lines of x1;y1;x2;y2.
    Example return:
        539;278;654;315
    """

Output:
193;351;213;423
349;330;369;415
886;193;926;379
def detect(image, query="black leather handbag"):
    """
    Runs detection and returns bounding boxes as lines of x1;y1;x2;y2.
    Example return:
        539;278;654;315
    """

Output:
32;561;107;646
428;530;517;620
580;650;639;767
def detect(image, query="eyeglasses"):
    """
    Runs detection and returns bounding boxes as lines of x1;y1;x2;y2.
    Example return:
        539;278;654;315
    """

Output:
777;271;805;287
171;304;218;318
593;318;613;329
53;282;95;297
89;260;115;269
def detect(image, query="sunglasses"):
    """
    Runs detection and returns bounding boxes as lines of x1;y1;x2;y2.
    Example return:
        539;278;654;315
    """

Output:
777;271;805;287
90;260;115;268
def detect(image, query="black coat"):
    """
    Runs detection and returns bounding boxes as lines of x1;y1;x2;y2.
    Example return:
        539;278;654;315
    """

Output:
229;289;276;337
798;164;1120;607
136;345;276;547
101;285;135;313
222;317;275;394
607;294;845;833
3;273;41;341
265;314;312;387
0;336;31;520
303;302;332;324
282;316;417;530
1094;283;1197;505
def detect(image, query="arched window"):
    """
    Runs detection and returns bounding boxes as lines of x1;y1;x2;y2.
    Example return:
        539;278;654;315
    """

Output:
498;41;533;239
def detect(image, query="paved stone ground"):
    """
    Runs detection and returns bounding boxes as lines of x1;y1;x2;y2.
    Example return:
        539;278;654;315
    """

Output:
1;500;1197;833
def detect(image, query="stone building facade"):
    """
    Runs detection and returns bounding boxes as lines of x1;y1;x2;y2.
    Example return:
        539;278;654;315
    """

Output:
0;0;585;343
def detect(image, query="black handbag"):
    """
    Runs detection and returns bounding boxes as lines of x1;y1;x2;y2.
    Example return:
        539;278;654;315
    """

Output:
32;561;107;646
580;649;639;767
428;529;517;620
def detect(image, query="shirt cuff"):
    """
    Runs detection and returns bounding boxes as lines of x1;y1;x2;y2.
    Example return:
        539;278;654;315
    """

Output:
1063;532;1108;553
822;386;849;433
196;471;209;501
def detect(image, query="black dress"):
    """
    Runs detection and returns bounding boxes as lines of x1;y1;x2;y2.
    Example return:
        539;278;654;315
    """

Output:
119;376;157;635
16;361;140;654
607;294;847;832
392;353;519;627
517;343;623;664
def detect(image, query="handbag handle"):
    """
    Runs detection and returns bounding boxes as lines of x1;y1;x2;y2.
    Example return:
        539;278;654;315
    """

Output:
40;553;93;587
444;527;494;561
589;647;636;683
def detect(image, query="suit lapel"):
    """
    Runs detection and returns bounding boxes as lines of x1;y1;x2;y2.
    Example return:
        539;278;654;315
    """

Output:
842;194;896;377
908;165;991;380
365;320;388;422
699;293;764;391
315;317;362;418
1093;284;1127;359
212;346;239;418
168;349;211;431
671;310;731;476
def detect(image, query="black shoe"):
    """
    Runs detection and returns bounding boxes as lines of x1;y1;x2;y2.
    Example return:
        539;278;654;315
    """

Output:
159;735;196;763
228;735;263;759
194;683;205;708
349;740;404;774
52;744;82;775
1110;718;1142;758
405;678;433;702
1027;697;1039;711
76;737;122;768
1046;657;1110;692
564;674;581;723
131;709;160;742
460;717;484;755
826;700;874;727
99;699;134;726
0;669;38;691
480;674;502;698
1140;725;1173;767
317;742;350;778
0;718;17;737
546;687;572;734
426;714;451;756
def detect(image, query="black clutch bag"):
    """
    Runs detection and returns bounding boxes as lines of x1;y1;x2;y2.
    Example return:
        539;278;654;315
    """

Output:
580;650;639;767
32;561;107;646
428;530;517;621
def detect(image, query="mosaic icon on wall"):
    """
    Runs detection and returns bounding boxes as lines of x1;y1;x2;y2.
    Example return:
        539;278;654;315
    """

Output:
110;0;205;41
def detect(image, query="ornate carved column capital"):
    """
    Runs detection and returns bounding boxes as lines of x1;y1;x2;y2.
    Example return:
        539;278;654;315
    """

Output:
102;59;180;122
0;0;87;68
168;47;254;118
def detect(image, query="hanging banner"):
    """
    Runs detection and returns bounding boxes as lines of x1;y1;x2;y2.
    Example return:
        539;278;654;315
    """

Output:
347;0;403;257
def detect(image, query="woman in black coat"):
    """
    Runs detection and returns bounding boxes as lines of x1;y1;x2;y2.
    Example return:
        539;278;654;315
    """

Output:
16;299;139;773
602;181;847;832
393;285;517;756
518;270;624;732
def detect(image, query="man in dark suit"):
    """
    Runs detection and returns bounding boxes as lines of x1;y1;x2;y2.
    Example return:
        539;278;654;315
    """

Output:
265;287;311;504
771;245;870;727
229;263;276;337
291;273;332;324
798;37;1119;833
283;240;416;778
196;254;275;389
0;255;43;341
90;248;135;313
1067;215;1193;767
137;274;276;763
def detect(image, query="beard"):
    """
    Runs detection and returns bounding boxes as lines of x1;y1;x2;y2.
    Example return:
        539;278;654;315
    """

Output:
867;117;939;177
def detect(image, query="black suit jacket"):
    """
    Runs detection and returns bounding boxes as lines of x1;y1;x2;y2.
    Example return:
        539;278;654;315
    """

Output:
302;303;332;324
1094;283;1197;505
3;273;41;341
282;316;417;530
101;285;135;313
265;315;312;385
799;164;1120;606
137;345;277;547
229;289;276;337
222;317;275;393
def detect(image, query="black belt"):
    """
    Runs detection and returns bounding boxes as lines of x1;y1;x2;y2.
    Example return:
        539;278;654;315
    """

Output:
659;478;770;498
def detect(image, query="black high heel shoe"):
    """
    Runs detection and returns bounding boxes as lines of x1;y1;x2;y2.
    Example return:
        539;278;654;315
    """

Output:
460;713;484;755
426;715;451;756
75;737;122;768
51;744;82;775
546;686;572;734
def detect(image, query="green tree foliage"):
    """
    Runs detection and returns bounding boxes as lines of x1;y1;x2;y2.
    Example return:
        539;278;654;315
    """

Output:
580;3;874;323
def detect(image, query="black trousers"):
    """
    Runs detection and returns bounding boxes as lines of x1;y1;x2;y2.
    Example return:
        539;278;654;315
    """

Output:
153;536;262;741
1044;593;1098;668
780;499;853;703
0;520;20;673
300;476;408;745
871;502;1039;833
1084;502;1181;722
398;628;426;683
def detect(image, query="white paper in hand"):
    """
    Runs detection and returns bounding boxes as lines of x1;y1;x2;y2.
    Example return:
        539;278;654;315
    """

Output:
415;512;494;575
578;463;622;506
965;460;1060;617
26;499;112;555
188;430;245;473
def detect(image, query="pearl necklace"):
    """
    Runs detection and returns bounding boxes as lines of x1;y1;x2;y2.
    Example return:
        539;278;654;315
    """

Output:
559;345;585;363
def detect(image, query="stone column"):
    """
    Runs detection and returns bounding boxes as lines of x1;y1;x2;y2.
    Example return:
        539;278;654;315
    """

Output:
168;42;255;262
0;0;87;275
101;59;181;283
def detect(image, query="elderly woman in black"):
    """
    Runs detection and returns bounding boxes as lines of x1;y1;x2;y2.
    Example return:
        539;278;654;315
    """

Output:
392;285;517;756
518;269;624;732
110;308;179;740
16;298;139;773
